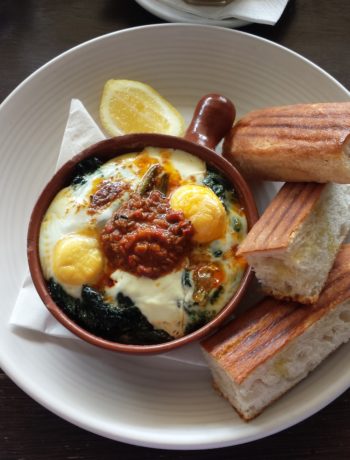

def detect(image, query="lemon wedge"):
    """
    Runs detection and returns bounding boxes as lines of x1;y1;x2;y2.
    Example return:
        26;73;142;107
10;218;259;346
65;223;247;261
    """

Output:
99;79;185;136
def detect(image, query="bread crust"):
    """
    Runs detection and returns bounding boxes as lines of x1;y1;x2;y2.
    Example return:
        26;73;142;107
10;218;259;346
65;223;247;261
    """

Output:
211;379;300;422
236;182;325;256
201;245;350;384
259;287;319;305
223;102;350;183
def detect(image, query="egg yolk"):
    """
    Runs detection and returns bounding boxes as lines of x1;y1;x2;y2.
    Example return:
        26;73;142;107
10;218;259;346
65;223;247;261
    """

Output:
170;184;227;243
53;234;104;285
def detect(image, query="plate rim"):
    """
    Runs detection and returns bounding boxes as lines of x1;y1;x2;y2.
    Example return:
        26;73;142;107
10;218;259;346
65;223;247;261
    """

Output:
1;23;349;113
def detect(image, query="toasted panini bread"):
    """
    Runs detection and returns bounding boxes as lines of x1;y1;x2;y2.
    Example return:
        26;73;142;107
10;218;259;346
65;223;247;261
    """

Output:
201;245;350;421
236;181;350;303
223;102;350;183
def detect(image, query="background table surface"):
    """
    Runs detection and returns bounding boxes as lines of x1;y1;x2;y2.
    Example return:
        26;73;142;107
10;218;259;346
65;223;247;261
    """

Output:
1;1;349;458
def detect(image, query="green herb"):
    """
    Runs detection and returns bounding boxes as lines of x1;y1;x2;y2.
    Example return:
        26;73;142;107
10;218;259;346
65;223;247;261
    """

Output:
184;309;216;335
48;279;173;345
71;157;103;186
48;278;80;315
181;269;192;288
157;172;169;195
137;164;161;195
232;216;242;232
116;292;134;309
210;285;224;304
203;170;228;203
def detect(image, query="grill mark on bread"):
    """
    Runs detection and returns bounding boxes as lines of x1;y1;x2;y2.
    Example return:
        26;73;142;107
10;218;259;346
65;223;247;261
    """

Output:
234;320;306;381
235;130;344;142
324;269;348;287
316;271;350;309
238;183;324;254
218;306;295;357
317;284;350;311
202;245;350;383
253;182;298;229
237;184;297;253
243;113;350;120
228;308;296;354
222;304;314;383
232;120;347;143
237;103;350;122
262;183;321;246
225;103;350;184
231;276;350;382
204;298;330;383
239;123;348;131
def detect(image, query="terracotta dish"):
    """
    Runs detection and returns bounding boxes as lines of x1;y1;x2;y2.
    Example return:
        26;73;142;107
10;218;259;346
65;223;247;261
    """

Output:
27;94;258;354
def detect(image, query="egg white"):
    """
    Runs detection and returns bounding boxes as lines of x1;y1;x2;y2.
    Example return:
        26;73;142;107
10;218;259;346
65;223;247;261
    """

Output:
106;269;194;338
145;147;206;183
39;187;94;297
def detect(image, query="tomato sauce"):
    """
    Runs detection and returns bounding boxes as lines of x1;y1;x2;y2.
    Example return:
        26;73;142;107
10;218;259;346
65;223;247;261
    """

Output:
100;190;194;279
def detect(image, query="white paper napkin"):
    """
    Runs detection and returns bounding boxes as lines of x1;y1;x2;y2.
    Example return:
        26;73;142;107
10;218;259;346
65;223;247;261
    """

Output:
159;0;289;25
9;98;208;367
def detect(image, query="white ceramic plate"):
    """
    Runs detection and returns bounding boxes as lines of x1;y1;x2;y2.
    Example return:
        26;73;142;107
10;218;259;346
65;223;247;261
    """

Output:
135;0;249;28
1;24;350;450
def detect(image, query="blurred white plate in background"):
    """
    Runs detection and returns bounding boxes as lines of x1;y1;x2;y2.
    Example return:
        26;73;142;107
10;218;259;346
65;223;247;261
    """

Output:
135;0;249;27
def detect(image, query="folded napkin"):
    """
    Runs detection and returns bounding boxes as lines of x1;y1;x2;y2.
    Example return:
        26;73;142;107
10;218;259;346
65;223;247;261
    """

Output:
9;99;207;367
159;0;289;25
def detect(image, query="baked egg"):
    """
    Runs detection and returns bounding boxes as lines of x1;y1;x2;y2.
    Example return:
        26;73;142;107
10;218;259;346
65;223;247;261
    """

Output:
39;147;247;344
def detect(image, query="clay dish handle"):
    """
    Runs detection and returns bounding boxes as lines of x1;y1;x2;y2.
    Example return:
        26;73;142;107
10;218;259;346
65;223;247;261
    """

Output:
184;94;236;150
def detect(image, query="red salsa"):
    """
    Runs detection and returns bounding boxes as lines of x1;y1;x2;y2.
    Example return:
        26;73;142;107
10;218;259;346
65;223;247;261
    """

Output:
100;190;194;278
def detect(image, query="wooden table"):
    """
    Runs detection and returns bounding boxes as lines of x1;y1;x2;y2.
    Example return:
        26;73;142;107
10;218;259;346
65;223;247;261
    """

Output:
1;1;349;458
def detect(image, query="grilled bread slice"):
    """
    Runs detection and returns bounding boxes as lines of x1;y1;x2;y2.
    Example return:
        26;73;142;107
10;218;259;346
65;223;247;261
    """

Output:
201;245;350;421
223;102;350;183
236;181;350;304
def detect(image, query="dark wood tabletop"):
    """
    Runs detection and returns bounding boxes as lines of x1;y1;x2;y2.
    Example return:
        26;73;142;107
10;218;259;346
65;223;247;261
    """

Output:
1;1;350;458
